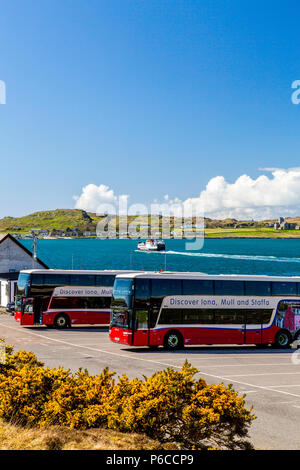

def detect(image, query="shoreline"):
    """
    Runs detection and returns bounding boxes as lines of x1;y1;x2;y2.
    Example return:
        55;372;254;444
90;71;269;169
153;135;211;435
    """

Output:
14;235;300;240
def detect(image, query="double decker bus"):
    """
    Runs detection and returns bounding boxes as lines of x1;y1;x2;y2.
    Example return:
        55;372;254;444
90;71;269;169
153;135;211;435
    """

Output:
16;269;136;327
109;272;300;349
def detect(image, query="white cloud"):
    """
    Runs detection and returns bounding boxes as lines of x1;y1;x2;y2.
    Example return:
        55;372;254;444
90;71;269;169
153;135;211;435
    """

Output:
74;168;300;220
183;168;300;219
73;184;129;214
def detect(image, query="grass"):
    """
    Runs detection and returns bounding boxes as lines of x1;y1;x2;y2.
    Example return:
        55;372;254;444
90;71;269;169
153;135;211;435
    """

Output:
0;422;178;450
204;228;300;238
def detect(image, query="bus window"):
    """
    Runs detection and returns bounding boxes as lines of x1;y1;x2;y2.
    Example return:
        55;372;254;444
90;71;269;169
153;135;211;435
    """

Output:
135;309;148;329
135;279;150;311
151;279;182;298
43;274;70;285
31;274;44;285
214;280;244;296
214;309;245;324
111;309;131;328
246;311;263;324
69;274;95;286
135;278;150;299
84;297;111;309
24;299;34;313
245;281;271;296
50;297;82;309
158;309;182;324
262;310;273;324
95;275;115;286
182;280;213;295
271;282;297;296
182;309;214;324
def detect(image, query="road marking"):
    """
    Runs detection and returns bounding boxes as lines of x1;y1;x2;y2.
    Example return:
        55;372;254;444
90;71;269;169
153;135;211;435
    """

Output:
195;362;293;368
1;321;300;398
268;384;300;388
222;372;300;378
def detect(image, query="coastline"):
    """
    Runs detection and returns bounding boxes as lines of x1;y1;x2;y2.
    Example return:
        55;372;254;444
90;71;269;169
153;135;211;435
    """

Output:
13;234;300;240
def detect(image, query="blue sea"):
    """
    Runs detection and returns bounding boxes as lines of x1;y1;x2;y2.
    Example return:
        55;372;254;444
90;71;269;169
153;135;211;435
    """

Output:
19;238;300;277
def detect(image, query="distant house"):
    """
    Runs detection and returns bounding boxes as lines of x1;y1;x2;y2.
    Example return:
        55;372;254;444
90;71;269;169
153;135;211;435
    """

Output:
85;231;97;237
71;228;83;237
31;229;49;236
50;229;64;237
0;233;48;307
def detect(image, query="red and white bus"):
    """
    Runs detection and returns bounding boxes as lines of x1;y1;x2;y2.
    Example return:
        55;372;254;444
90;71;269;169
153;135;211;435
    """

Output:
16;269;136;327
42;285;113;328
109;272;300;349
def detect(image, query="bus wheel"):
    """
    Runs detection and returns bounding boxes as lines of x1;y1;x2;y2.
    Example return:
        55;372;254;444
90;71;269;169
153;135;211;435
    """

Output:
274;330;291;349
163;331;184;350
54;314;70;329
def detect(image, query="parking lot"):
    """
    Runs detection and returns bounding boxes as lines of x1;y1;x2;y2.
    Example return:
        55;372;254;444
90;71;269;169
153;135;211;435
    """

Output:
1;314;300;449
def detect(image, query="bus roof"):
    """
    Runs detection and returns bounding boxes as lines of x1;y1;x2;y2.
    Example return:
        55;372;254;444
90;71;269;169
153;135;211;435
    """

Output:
19;269;139;275
115;271;300;282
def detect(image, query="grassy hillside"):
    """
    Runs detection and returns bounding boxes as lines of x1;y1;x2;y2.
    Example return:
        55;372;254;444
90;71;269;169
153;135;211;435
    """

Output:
1;208;300;238
0;209;104;233
0;210;272;233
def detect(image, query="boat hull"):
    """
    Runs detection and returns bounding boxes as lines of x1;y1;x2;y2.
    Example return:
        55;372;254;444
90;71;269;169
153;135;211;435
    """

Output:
137;242;166;251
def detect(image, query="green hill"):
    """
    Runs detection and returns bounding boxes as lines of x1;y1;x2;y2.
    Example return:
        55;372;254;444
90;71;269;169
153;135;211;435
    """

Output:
0;209;104;233
0;208;282;237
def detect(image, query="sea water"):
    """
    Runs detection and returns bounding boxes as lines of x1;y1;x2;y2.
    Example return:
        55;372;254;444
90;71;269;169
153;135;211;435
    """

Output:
20;238;300;277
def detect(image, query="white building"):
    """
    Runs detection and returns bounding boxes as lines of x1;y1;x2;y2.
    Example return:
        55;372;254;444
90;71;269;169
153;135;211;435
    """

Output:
0;233;48;307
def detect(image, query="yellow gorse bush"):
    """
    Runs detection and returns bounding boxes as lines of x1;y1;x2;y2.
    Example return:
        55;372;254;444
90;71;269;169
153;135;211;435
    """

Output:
0;345;255;449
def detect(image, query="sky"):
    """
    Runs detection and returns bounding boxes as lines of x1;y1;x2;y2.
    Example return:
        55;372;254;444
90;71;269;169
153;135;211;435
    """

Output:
1;0;300;220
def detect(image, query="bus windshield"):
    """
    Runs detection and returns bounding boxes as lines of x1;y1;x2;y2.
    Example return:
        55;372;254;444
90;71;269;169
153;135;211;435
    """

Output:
17;273;31;296
110;308;132;329
111;279;134;329
111;278;134;308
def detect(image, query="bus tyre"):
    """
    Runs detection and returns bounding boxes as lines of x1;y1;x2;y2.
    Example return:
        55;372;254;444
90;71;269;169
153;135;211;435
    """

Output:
274;330;291;349
163;331;184;350
54;314;70;329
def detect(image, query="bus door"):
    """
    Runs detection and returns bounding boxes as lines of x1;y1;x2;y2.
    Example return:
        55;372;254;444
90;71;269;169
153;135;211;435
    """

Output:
244;311;263;345
20;297;43;326
20;298;35;326
133;308;150;346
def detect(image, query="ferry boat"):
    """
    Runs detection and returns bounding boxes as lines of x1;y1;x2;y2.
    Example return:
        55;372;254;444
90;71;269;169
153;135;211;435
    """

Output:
137;239;166;251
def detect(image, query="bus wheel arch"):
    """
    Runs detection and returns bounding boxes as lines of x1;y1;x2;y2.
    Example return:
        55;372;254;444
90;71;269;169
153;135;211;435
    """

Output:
54;313;70;329
274;329;292;348
163;330;184;350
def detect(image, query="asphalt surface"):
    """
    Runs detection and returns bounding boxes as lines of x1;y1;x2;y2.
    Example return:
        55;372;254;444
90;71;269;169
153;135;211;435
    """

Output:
1;314;300;450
